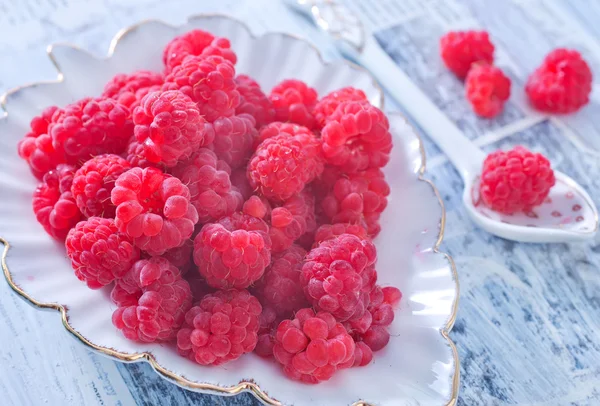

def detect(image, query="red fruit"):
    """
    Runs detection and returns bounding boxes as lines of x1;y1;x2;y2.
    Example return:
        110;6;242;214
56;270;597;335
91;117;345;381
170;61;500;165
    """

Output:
32;164;82;240
352;341;373;367
526;48;592;114
176;289;262;365
162;238;194;274
243;195;271;220
270;79;318;129
205;114;257;169
465;63;511;118
111;167;199;255
102;70;164;111
313;87;368;128
71;154;131;218
124;140;159;169
163;29;237;73
479;146;555;214
65;217;139;289
313;223;368;246
382;286;402;307
440;30;495;79
193;213;272;289
235;75;275;128
255;121;315;149
269;189;316;252
361;325;390;352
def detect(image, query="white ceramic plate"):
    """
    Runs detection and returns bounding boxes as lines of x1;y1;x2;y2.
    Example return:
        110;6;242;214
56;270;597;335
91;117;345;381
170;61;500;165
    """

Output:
0;15;459;406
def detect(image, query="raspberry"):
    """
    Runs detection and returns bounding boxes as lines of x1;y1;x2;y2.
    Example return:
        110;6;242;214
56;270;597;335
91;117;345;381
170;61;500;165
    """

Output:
361;325;390;352
382;286;402;307
235;75;275;128
163;55;240;122
32;164;82;240
321;102;392;173
270;79;318;129
230;168;253;200
269;189;316;252
71;154;131;218
205;114;257;169
111;257;192;342
319;169;390;237
313;223;368;246
300;234;377;322
272;309;355;383
255;121;315;149
243;195;271;219
253;245;308;314
465;63;511;118
526;48;592;114
176;289;262;365
162;238;194;274
479;146;555;214
248;130;323;202
352;341;373;367
125;140;159;169
163;29;237;73
102;70;164;110
193;213;272;289
171;148;243;222
111;167;199;255
440;30;495;79
17;106;66;179
313;87;368;128
50;98;133;165
65;217;139;289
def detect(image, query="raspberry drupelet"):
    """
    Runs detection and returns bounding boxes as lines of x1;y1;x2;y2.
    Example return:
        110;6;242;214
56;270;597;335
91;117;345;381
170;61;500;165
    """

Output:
273;308;355;383
313;87;368;129
163;29;237;73
230;168;253;200
102;70;165;111
205;114;257;169
111;256;192;342
71;154;131;218
193;213;272;289
235;75;276;128
440;30;495;79
242;195;271;219
111;167;199;255
125;140;159;169
270;79;318;129
313;223;368;246
526;48;592;114
465;64;511;118
176;289;262;365
32;164;82;240
321;101;392;173
301;234;378;322
162;55;240;122
269;189;317;252
479;146;555;214
171;148;243;222
65;217;139;289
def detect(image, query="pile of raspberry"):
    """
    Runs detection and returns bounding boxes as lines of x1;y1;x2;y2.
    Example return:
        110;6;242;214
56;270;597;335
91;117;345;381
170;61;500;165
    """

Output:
19;28;402;384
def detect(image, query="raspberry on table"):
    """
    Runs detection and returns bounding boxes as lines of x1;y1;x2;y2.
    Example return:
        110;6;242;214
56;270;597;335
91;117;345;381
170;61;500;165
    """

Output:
465;63;511;118
269;189;316;252
111;167;199;255
176;289;262;365
66;217;140;289
71;154;131;218
32;164;82;240
102;70;164;111
272;308;355;384
163;29;237;73
313;87;368;129
111;256;192;342
526;48;592;114
300;234;378;322
205;114;257;169
171;148;243;222
235;75;275;128
321;101;392;173
479;146;555;214
440;30;495;79
270;79;318;129
193;213;272;289
313;223;368;246
163;55;240;122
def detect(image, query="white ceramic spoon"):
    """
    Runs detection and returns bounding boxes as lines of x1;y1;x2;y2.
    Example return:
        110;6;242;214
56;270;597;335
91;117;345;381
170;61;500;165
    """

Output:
286;0;599;243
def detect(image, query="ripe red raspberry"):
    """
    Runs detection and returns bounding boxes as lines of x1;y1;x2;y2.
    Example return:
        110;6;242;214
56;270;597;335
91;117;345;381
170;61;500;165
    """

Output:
313;223;368;246
235;75;275;128
102;70;164;110
269;189;316;252
163;29;237;73
124;140;159;169
321;101;392;173
18;106;66;179
465;63;511;118
171;148;243;222
242;195;271;219
255;121;315;149
162;238;194;274
479;146;555;214
111;167;199;255
163;55;240;122
71;154;131;218
132;90;206;167
65;217;139;289
440;30;495;79
176;289;262;365
301;234;378;322
32;164;81;240
526;48;592;113
270;79;318;129
273;308;355;384
313;87;368;128
205;114;257;169
193;213;272;289
111;257;192;342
